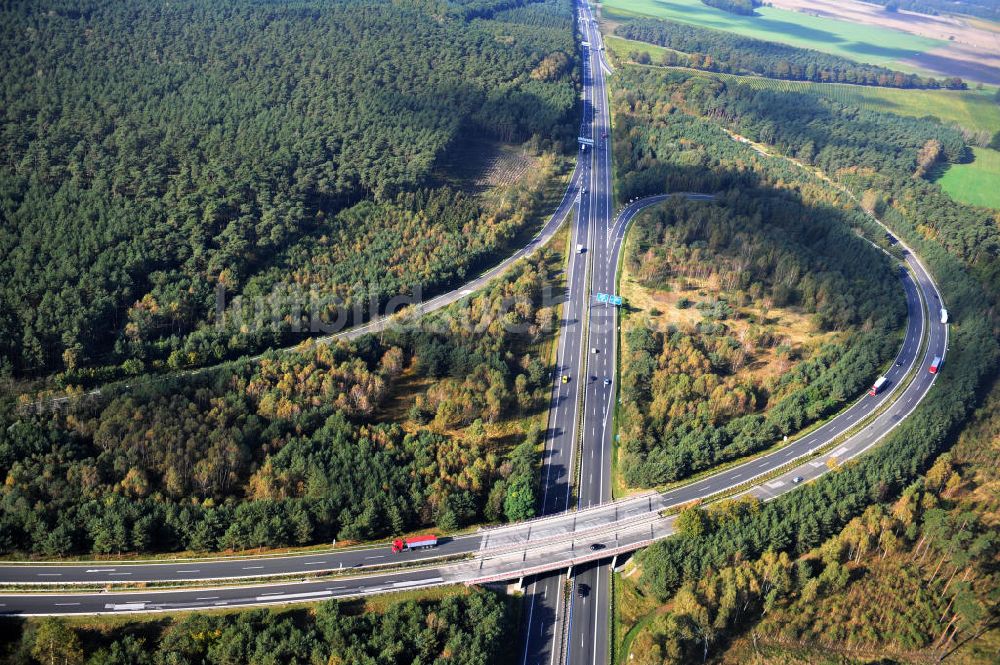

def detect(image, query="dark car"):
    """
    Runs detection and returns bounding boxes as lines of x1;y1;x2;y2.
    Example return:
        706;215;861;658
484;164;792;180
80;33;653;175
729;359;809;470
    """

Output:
577;583;590;597
589;543;605;551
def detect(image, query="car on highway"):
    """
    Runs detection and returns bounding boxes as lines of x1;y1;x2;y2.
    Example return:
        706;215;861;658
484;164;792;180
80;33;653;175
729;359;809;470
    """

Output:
589;543;605;551
562;375;570;384
591;348;599;354
577;583;590;597
603;378;611;386
792;476;804;484
601;131;607;139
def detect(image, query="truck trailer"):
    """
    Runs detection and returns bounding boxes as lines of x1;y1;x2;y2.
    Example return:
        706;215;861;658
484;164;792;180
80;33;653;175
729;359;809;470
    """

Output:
929;356;942;374
869;376;888;396
391;534;438;554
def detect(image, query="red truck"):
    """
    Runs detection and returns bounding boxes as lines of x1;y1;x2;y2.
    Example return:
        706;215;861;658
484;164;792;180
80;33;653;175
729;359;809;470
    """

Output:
869;376;887;396
391;534;438;554
929;356;942;374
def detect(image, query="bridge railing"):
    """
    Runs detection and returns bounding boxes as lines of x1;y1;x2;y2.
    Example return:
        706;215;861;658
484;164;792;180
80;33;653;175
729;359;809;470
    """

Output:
475;491;659;537
475;505;664;559
464;537;658;585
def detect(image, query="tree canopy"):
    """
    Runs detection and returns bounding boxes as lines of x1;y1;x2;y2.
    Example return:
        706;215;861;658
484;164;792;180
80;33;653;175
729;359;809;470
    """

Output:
0;0;577;379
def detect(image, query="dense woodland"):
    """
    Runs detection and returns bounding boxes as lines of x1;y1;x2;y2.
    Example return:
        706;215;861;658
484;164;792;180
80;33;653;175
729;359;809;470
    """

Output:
615;18;966;89
618;191;902;486
656;71;1000;296
701;0;760;16
625;446;998;663
0;0;576;379
0;590;514;665
610;69;916;486
0;245;561;555
616;65;1000;660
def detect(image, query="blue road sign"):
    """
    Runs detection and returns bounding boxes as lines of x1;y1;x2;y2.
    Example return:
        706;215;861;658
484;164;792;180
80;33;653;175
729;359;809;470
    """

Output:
595;293;609;303
609;295;623;306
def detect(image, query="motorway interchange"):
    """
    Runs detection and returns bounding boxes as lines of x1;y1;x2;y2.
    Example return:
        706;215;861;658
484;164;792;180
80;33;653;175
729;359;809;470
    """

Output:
0;3;949;665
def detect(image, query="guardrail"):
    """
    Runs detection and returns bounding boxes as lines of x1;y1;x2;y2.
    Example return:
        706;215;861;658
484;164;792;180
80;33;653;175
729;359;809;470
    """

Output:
465;534;660;586
476;502;665;560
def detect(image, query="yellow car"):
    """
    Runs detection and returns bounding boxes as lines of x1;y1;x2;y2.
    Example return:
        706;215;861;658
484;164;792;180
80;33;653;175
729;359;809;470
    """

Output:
561;375;570;384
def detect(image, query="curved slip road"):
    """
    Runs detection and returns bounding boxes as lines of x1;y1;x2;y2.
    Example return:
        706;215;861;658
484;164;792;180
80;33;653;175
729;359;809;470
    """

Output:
0;193;947;620
0;5;947;622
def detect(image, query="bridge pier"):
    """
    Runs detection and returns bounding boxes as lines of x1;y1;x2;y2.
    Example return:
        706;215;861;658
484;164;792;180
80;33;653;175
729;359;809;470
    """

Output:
612;552;632;573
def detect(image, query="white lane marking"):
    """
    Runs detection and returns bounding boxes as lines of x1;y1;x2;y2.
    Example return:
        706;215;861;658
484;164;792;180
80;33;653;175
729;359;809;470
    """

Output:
254;590;332;602
304;561;327;566
176;569;200;573
196;596;219;600
242;566;264;570
85;568;115;573
364;555;385;560
37;573;61;577
109;572;131;576
259;592;283;596
392;577;444;588
55;603;80;606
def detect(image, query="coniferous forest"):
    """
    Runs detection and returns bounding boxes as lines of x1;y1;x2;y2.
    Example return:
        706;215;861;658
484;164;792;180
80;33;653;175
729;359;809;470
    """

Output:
0;0;577;380
1;590;515;665
0;244;562;556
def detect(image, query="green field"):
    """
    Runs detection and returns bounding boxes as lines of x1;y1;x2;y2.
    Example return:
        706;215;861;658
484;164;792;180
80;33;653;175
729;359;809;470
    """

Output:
698;71;1000;137
936;147;1000;209
605;34;680;62
600;0;944;69
605;36;1000;139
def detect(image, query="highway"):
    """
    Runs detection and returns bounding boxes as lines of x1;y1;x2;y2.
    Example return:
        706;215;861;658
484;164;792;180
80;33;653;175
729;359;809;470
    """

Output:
521;4;617;663
0;158;947;622
518;6;600;662
0;0;948;636
560;4;615;665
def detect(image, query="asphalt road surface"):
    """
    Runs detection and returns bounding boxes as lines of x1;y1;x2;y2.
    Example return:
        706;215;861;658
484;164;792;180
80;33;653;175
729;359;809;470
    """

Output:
519;5;601;662
0;1;947;627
